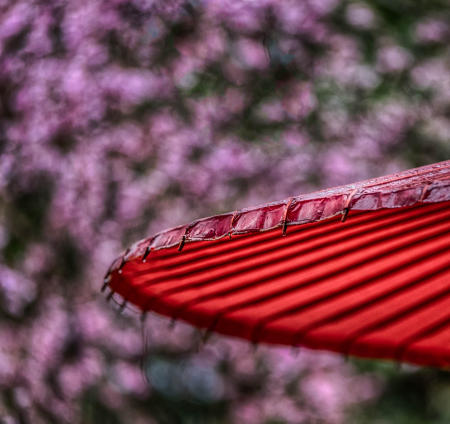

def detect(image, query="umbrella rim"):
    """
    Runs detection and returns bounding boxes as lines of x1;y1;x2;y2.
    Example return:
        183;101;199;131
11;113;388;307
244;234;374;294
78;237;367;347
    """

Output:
106;160;450;278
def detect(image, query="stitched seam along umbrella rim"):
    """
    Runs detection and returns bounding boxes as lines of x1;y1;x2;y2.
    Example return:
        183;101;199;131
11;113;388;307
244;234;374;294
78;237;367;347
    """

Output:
105;160;450;277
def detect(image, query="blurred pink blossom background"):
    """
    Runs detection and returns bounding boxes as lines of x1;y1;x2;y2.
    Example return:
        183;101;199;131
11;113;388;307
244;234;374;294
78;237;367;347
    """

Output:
0;0;449;423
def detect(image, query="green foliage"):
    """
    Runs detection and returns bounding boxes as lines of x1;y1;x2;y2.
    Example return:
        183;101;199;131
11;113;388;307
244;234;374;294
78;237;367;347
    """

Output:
350;360;450;423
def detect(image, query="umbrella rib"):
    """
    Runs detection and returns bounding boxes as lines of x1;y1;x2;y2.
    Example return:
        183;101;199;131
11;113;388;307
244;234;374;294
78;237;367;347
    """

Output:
162;218;449;326
205;261;450;345
148;210;449;310
299;275;450;358
129;209;352;274
214;243;450;343
396;316;450;363
397;317;450;365
130;203;445;294
110;205;448;333
130;203;439;273
342;299;450;363
248;250;450;345
131;211;390;287
125;210;446;316
285;262;450;348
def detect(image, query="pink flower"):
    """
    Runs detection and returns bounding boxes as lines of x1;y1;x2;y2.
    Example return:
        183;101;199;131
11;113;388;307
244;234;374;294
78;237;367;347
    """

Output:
377;44;412;73
234;38;269;70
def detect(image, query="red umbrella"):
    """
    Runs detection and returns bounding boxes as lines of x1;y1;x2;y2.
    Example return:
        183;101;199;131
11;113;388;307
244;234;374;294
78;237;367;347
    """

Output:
104;160;450;368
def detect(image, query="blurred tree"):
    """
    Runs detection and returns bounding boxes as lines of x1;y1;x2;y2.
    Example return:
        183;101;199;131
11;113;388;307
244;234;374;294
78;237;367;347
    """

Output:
0;0;449;423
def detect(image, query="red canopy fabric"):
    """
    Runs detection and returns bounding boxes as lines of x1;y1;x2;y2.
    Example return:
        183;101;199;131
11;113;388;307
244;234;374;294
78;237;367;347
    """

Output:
104;160;450;368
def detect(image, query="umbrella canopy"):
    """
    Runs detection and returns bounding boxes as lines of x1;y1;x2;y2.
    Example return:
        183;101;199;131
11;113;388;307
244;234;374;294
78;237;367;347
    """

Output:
104;161;450;368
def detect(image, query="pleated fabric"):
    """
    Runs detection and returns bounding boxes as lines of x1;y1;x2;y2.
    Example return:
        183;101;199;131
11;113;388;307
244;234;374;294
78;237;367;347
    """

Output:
105;160;450;368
